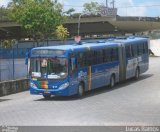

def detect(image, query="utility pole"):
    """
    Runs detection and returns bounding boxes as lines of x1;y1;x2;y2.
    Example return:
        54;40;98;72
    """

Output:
110;0;115;8
106;0;108;7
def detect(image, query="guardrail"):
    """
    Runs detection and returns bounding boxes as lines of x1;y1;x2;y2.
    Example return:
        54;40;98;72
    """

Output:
0;78;29;97
0;48;31;59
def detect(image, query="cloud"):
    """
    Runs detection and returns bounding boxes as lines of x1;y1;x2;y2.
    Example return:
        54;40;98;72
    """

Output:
0;0;10;7
115;0;146;16
1;0;160;17
62;0;148;16
118;6;146;16
63;0;160;17
62;0;106;12
115;0;160;17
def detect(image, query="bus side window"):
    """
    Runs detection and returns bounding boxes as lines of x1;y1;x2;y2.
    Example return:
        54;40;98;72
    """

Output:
111;48;118;61
69;54;77;74
143;42;148;54
132;44;137;57
97;50;103;64
111;49;114;61
84;52;88;66
125;45;132;58
77;52;86;68
92;50;97;65
106;48;111;63
138;43;144;55
87;51;93;66
115;48;119;61
102;49;107;63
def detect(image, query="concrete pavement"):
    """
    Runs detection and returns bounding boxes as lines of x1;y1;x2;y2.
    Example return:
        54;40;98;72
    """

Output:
0;57;159;126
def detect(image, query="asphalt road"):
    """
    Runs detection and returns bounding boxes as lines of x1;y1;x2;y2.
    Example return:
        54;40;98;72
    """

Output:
0;57;160;126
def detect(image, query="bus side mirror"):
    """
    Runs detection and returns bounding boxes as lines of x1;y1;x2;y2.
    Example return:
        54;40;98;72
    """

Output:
25;57;28;65
25;51;29;65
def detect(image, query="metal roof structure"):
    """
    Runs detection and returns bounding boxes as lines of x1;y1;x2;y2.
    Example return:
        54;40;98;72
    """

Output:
64;16;160;36
0;16;160;39
0;21;21;39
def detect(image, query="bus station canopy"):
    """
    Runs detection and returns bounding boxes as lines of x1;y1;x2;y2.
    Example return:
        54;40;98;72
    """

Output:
1;16;160;39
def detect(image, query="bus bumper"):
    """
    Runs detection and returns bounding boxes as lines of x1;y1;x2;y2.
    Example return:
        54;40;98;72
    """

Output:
30;87;70;96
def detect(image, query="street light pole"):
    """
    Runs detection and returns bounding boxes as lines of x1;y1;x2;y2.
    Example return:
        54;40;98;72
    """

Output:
77;13;91;36
0;39;1;81
12;44;15;80
77;14;82;36
12;40;17;80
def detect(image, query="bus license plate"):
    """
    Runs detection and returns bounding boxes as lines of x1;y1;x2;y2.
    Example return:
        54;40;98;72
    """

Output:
44;89;50;94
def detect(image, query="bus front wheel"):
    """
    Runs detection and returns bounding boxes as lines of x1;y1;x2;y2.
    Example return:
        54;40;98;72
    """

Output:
110;75;115;88
78;84;84;97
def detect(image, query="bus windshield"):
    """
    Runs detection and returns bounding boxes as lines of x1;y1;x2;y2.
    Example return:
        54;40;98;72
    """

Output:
30;57;68;80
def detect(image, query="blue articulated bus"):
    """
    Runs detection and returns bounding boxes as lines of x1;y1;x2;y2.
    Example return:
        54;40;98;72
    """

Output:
28;36;149;98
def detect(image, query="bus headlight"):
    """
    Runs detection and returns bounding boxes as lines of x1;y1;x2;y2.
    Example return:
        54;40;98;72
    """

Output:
59;82;69;89
30;82;37;89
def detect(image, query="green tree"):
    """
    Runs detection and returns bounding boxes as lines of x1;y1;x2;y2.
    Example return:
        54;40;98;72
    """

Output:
1;39;16;48
0;6;9;21
83;2;104;15
71;13;81;18
55;25;69;42
64;8;75;16
8;0;64;44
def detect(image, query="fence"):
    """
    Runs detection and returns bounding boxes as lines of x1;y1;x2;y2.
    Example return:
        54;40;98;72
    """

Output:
0;39;102;81
0;48;31;81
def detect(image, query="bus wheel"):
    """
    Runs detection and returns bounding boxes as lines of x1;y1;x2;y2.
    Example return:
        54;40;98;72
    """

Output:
78;84;84;97
135;68;140;80
43;94;51;99
110;75;115;88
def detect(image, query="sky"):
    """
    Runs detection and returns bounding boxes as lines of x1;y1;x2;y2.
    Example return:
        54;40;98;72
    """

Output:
1;0;160;17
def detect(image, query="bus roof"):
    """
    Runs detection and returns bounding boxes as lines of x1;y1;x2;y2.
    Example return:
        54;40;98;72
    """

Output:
31;36;148;52
109;36;148;43
32;41;118;52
